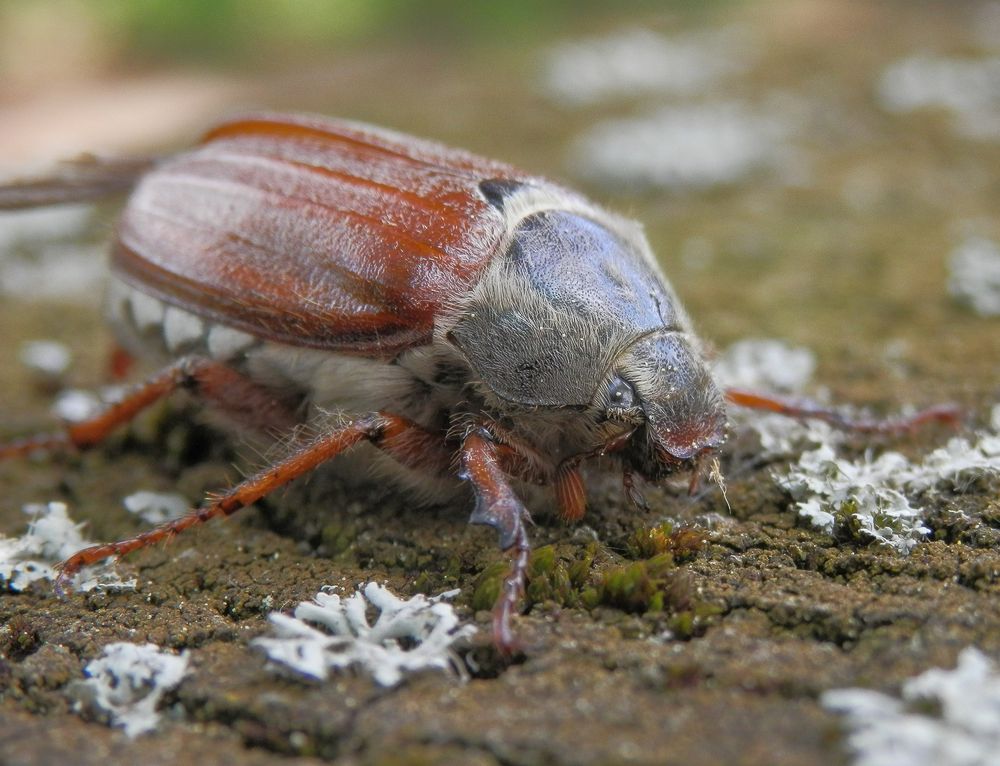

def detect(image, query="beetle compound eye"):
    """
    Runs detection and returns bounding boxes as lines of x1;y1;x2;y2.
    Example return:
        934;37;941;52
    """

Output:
606;377;638;418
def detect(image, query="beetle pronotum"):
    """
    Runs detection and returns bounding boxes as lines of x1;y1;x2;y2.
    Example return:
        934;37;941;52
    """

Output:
0;113;958;651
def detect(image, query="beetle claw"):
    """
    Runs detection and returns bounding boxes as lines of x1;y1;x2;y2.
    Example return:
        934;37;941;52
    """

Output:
469;498;523;551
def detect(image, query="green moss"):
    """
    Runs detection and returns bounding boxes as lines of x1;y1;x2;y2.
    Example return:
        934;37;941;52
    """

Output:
530;545;557;576
511;546;579;609
587;553;678;614
471;562;507;612
471;536;706;620
473;544;598;612
669;611;696;639
568;545;596;588
626;523;706;562
319;521;358;556
410;571;436;595
576;524;709;616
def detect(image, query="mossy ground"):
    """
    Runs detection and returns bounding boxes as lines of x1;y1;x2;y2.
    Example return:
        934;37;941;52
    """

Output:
2;3;999;765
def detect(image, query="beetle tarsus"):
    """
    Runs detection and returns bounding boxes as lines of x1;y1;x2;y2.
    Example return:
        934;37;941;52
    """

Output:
492;520;531;657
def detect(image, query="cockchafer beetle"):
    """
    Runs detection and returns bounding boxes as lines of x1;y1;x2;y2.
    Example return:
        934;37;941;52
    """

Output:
0;113;958;652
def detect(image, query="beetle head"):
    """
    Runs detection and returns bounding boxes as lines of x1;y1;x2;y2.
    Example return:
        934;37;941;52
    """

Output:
605;329;727;480
446;204;726;480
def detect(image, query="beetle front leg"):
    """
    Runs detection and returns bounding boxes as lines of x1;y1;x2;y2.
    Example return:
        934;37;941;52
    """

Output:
477;422;590;522
460;427;532;655
725;387;961;434
56;411;446;590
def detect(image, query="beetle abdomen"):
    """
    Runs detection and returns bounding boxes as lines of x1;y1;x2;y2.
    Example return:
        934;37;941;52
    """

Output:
106;278;259;363
106;277;464;433
106;274;471;501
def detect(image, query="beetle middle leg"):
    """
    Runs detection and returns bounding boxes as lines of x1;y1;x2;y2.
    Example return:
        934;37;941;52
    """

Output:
55;411;449;590
474;421;588;523
460;426;533;655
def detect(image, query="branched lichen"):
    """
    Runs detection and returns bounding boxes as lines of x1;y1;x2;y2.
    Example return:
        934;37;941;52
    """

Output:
777;405;1000;554
253;582;476;687
73;642;189;737
823;648;1000;766
0;501;135;592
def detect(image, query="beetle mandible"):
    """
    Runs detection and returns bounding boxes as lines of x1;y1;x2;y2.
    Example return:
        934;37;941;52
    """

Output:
0;113;956;651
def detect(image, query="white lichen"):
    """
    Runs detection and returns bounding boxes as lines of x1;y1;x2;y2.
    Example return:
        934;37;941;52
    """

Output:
0;243;106;302
949;235;1000;317
74;642;189;738
776;405;1000;553
541;27;750;106
253;582;476;687
0;501;135;592
0;203;103;302
50;388;103;423
778;445;929;553
570;102;796;190
50;384;127;425
0;204;93;255
876;55;1000;140
714;338;817;393
123;491;189;525
823;648;1000;766
19;339;72;381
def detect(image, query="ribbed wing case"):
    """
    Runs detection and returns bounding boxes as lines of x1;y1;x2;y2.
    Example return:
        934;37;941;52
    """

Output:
112;113;528;355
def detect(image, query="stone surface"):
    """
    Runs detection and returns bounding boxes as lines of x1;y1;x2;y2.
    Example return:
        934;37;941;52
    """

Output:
2;3;999;764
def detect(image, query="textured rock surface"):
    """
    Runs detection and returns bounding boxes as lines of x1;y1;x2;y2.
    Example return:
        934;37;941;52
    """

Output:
2;3;999;764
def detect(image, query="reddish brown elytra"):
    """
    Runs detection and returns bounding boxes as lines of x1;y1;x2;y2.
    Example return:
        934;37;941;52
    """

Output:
0;113;959;653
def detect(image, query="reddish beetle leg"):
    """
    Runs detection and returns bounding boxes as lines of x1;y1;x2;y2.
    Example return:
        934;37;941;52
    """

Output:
725;387;962;434
460;427;532;656
0;154;154;211
0;356;299;460
55;409;449;591
1;352;541;651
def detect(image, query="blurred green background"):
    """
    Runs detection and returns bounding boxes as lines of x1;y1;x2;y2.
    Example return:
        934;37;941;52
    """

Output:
0;0;997;402
0;0;714;68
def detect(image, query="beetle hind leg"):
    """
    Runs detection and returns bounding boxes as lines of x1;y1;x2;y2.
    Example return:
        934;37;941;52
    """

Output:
56;411;449;590
0;355;298;460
